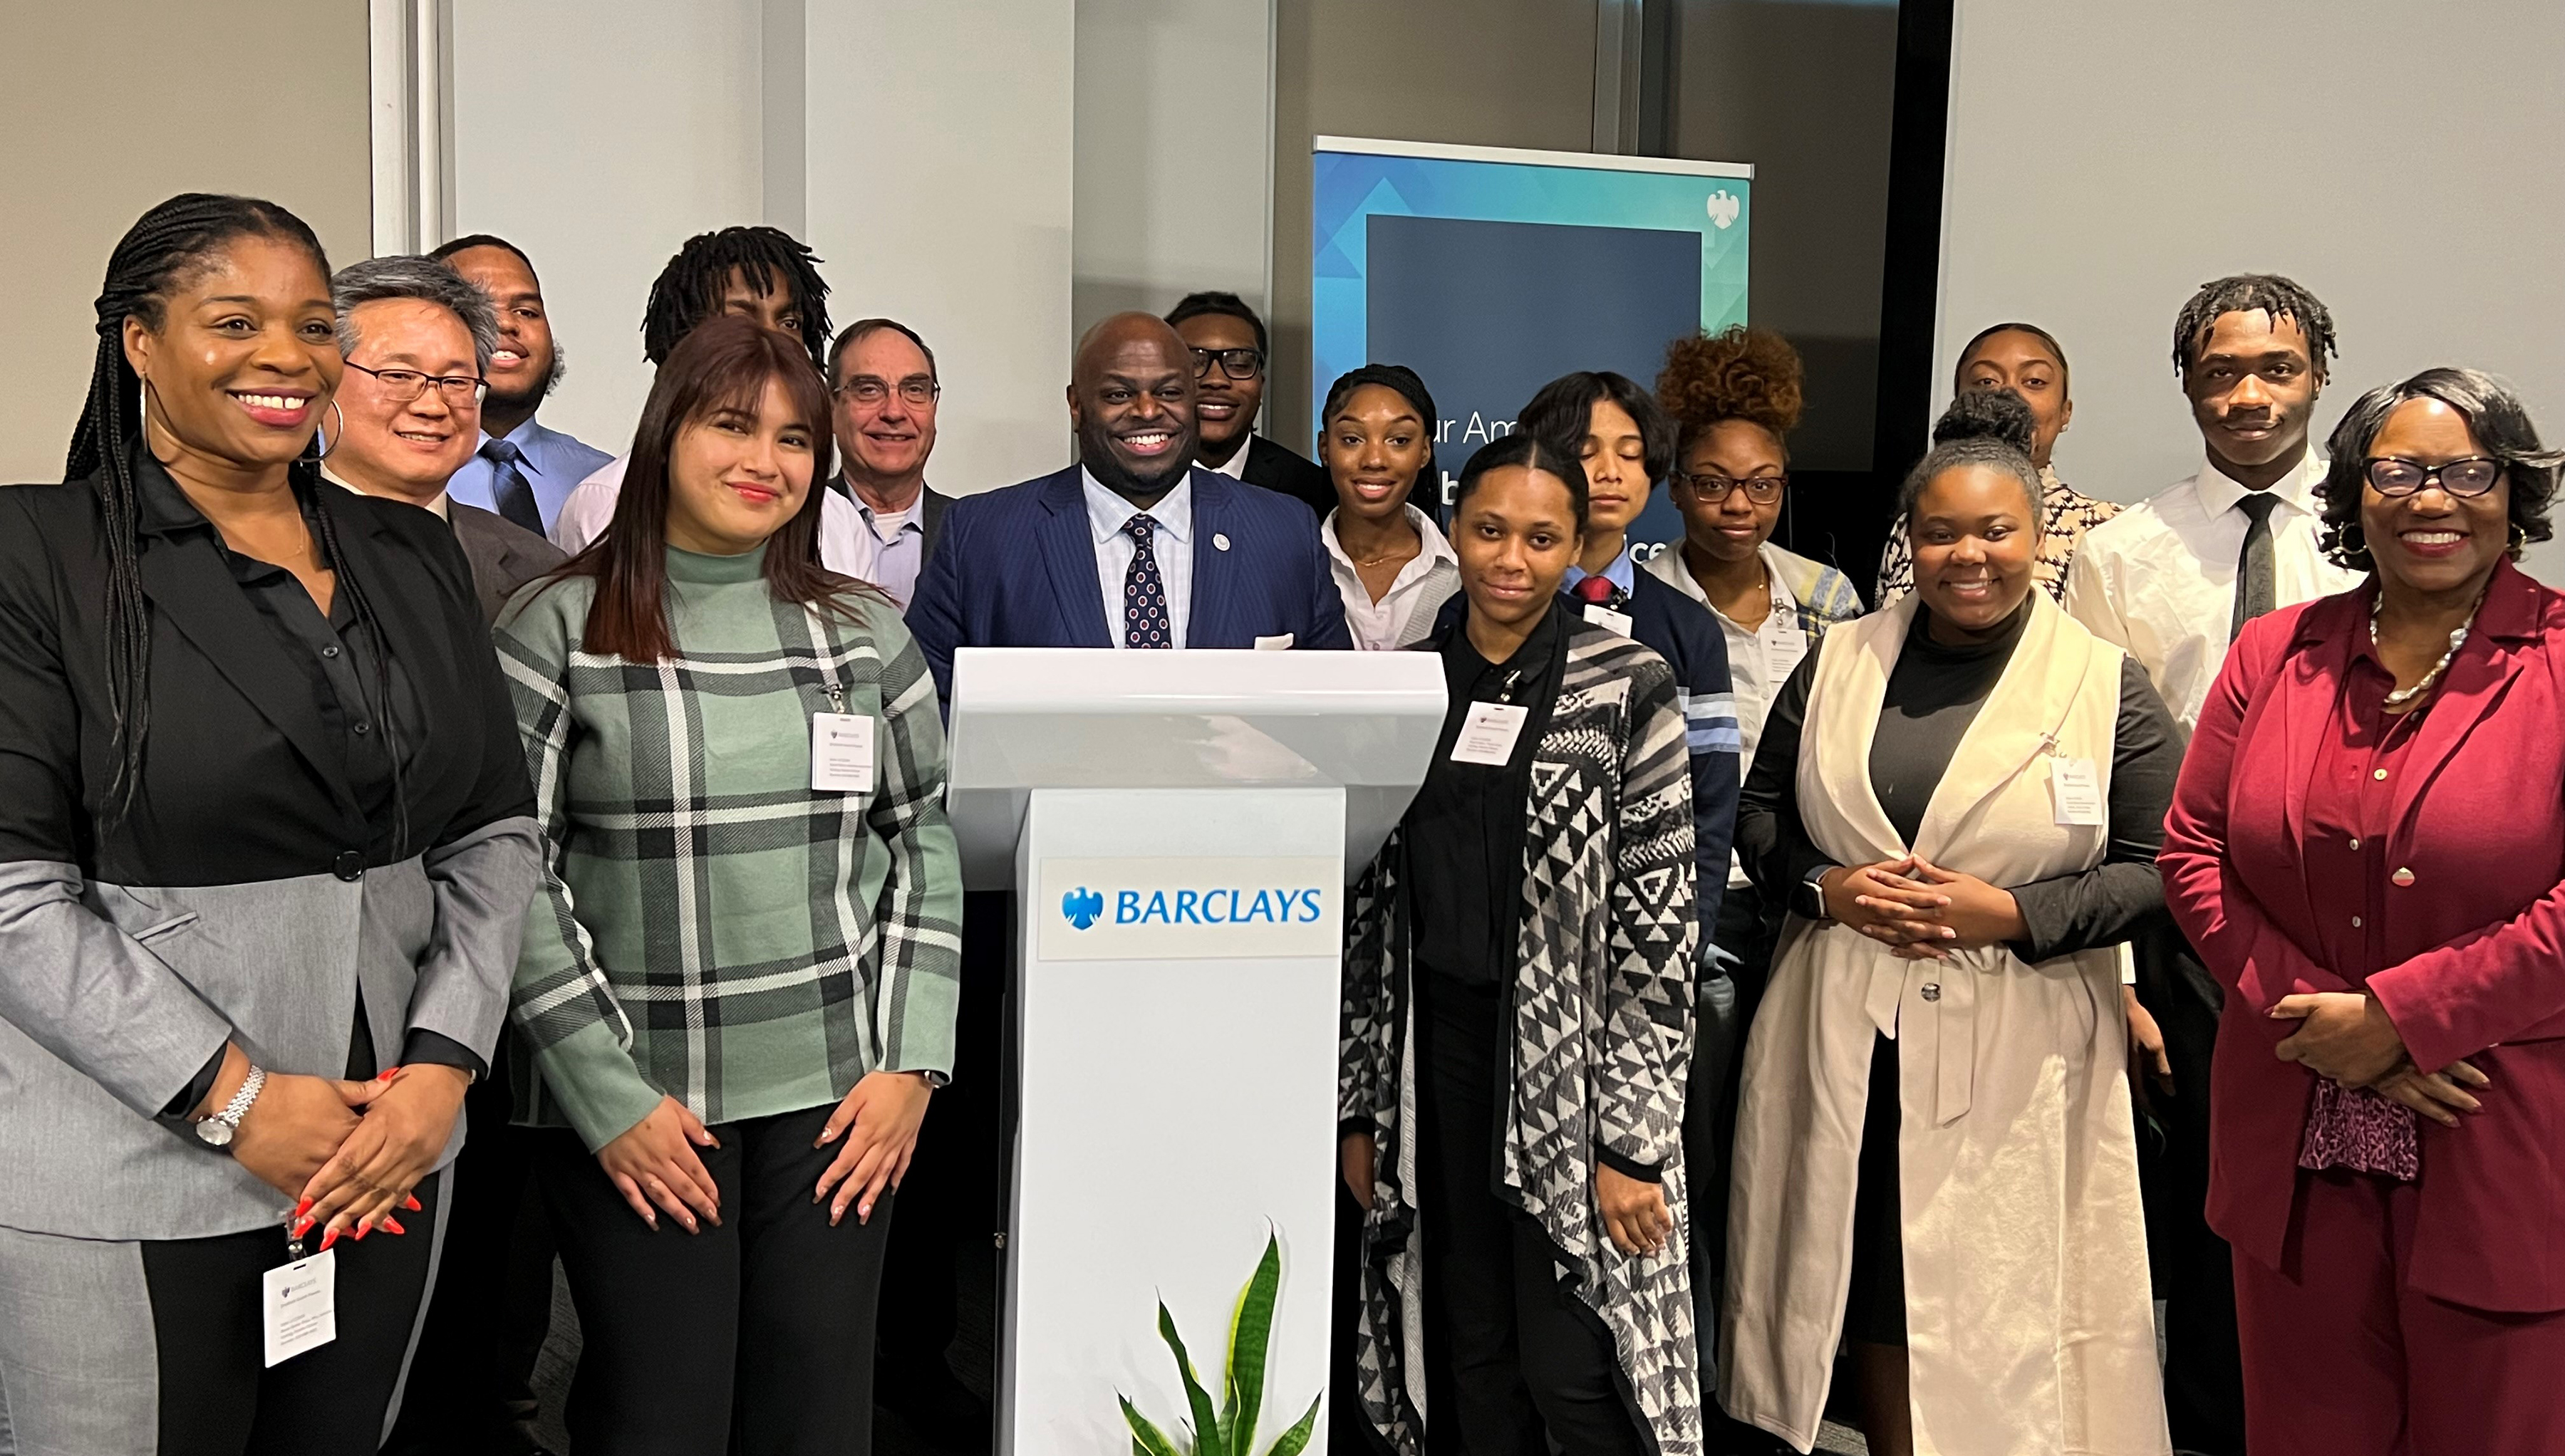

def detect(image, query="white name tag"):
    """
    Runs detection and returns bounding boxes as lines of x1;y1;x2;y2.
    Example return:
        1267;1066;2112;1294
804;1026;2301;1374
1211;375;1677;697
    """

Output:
1766;613;1809;683
1583;603;1635;637
1451;702;1530;766
2049;756;2105;826
809;713;877;794
262;1249;337;1367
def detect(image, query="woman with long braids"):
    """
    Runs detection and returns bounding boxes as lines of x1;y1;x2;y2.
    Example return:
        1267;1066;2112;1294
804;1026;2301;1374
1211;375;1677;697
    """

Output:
0;194;542;1452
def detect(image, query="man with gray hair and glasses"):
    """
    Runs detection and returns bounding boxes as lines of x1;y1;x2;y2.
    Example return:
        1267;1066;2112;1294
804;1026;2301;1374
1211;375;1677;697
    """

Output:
325;254;566;623
326;254;568;1456
824;316;955;609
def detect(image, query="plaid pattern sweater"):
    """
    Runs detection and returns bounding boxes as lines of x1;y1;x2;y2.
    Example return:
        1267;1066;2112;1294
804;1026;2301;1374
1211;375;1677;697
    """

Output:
496;545;963;1149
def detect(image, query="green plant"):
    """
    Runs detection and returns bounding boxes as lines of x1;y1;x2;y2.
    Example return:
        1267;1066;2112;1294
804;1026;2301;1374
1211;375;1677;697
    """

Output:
1118;1232;1321;1456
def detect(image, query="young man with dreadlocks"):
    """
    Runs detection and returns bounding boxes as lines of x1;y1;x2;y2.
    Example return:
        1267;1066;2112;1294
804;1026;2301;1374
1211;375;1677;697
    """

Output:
2063;273;2364;1456
547;224;851;559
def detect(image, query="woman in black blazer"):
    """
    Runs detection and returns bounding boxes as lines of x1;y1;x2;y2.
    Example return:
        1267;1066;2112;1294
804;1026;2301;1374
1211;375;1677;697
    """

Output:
0;194;540;1454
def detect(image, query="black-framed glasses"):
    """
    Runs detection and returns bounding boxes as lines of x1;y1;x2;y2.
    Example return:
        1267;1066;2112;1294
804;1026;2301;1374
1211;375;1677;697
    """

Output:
1675;469;1788;504
344;360;487;406
836;375;940;407
2364;455;2504;498
1191;347;1265;381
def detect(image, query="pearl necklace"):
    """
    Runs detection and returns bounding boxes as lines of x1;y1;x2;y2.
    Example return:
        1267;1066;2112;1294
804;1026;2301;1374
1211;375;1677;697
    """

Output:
2369;585;2487;709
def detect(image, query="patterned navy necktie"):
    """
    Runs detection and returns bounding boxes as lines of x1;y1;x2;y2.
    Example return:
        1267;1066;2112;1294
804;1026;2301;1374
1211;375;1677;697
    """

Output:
1123;513;1172;648
482;438;544;535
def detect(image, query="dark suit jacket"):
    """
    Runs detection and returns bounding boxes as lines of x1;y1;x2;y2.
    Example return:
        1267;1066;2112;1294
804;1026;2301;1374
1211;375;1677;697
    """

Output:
906;464;1354;702
920;482;953;559
451;499;567;623
1240;435;1335;519
2162;558;2565;1311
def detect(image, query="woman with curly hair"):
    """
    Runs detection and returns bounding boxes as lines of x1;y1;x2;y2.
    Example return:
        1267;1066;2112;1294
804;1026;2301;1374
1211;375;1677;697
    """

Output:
1877;323;2120;605
2160;368;2565;1453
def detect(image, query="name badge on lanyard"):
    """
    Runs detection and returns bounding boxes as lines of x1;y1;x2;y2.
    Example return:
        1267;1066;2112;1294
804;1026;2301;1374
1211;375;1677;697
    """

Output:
2048;755;2105;826
1452;702;1530;765
809;671;876;795
263;1248;338;1367
1766;611;1809;684
1583;603;1635;638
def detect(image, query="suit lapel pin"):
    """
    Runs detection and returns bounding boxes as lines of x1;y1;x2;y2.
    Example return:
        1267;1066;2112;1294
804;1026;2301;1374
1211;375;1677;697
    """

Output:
1213;533;1231;552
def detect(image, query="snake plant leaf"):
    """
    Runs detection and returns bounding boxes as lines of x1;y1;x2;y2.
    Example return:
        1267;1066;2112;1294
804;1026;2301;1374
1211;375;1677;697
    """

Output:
1159;1299;1224;1456
1121;1393;1185;1456
1263;1393;1322;1456
1224;1232;1284;1455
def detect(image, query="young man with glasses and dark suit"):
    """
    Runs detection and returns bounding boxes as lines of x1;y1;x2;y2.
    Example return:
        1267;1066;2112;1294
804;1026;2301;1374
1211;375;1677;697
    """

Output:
1166;290;1335;519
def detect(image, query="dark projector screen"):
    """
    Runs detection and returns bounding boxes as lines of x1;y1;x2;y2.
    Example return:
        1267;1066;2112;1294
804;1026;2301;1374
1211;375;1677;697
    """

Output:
1365;212;1701;549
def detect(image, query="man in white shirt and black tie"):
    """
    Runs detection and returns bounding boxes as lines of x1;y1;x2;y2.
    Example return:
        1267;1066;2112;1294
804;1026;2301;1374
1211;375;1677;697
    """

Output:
824;318;952;608
2064;274;2361;1456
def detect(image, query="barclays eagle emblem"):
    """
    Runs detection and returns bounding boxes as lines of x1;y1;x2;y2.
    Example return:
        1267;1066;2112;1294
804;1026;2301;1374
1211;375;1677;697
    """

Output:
1062;886;1105;930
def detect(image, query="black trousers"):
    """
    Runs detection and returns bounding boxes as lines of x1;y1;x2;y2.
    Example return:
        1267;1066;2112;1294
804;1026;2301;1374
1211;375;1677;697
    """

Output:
874;888;1008;1392
2135;921;2246;1455
1416;974;1646;1456
144;1170;444;1455
385;1056;556;1455
537;1103;895;1456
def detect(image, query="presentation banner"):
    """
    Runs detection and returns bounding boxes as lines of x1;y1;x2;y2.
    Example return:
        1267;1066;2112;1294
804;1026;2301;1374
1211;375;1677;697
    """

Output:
1312;137;1751;558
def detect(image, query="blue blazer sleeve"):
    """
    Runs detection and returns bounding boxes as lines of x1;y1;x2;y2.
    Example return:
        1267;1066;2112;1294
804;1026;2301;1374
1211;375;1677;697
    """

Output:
906;495;971;707
1629;574;1739;942
1297;529;1354;651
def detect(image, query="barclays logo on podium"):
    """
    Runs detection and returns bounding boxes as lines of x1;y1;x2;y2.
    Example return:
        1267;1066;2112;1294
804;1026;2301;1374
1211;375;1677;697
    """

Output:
1038;856;1341;961
1062;886;1106;930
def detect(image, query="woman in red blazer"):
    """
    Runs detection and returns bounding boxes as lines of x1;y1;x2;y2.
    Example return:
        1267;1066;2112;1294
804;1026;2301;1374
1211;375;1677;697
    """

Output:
2161;367;2565;1455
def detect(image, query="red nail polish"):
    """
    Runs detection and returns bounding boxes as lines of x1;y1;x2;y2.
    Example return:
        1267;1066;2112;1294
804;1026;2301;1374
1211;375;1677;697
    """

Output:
376;1066;400;1081
320;1229;339;1252
291;1217;314;1239
383;1217;406;1236
294;1197;314;1219
353;1224;370;1242
403;1194;422;1212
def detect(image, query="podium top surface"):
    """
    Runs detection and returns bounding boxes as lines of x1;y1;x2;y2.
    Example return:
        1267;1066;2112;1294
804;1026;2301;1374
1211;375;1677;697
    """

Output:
945;647;1446;792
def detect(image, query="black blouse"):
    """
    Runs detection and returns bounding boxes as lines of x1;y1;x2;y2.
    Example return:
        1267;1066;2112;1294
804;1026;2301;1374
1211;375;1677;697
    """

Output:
1404;600;1568;989
1738;601;2182;962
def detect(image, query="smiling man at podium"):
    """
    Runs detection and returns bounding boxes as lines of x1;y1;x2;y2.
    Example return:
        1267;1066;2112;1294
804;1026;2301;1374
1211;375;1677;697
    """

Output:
906;311;1352;699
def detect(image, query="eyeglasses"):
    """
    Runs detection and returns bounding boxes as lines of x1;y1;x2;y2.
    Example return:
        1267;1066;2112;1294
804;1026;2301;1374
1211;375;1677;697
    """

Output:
1675;470;1789;504
345;360;487;405
1191;347;1265;381
2364;455;2504;498
836;375;940;407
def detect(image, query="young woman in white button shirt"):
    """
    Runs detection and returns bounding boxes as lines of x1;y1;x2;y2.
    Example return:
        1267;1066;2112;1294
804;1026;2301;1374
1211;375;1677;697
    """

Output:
1315;363;1460;650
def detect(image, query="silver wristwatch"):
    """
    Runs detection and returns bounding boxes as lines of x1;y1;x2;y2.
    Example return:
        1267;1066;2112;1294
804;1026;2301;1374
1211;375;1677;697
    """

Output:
195;1064;267;1149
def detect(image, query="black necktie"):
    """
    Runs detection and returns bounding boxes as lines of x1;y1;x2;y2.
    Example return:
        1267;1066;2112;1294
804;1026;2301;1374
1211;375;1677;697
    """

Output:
482;439;544;535
2230;492;2280;640
1122;514;1172;648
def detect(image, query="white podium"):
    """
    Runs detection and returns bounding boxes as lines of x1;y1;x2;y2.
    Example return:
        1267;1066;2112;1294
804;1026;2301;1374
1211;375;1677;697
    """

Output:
945;648;1444;1456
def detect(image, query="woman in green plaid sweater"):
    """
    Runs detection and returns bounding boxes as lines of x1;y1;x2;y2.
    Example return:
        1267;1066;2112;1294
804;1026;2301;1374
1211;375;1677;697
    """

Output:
494;317;963;1456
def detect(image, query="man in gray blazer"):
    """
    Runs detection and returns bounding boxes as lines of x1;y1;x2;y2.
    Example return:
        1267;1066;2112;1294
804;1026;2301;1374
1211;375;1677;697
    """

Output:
450;501;567;623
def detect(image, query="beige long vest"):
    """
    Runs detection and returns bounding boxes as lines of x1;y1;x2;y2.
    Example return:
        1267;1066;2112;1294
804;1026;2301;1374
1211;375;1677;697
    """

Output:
1720;592;2167;1456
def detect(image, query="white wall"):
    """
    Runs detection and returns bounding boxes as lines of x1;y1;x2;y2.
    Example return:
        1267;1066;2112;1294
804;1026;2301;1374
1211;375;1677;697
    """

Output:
1937;0;2565;578
447;0;1076;495
448;0;766;461
1072;1;1276;336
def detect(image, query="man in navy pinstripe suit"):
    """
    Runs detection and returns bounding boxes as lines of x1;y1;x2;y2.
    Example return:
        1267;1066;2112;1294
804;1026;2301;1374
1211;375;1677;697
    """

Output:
887;315;1351;1438
907;312;1352;702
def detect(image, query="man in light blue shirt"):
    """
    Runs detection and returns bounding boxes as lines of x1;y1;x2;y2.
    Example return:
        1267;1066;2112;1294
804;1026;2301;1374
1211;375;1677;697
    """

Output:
432;234;613;534
824;318;954;608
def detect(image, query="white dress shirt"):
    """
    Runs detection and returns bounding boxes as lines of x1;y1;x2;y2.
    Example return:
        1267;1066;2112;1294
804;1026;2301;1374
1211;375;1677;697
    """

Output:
1205;443;1251;479
1322;505;1460;650
1084;469;1195;648
1646;542;1817;887
547;452;870;578
2063;450;2363;737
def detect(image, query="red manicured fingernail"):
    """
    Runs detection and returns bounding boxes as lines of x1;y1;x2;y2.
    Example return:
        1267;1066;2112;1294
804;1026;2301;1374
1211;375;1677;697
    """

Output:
320;1229;339;1252
292;1217;314;1239
383;1217;406;1236
353;1224;370;1242
377;1066;401;1081
294;1197;314;1219
403;1194;422;1212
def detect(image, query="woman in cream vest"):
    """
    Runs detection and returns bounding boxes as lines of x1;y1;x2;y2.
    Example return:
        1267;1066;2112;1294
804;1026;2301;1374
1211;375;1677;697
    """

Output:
1721;392;2180;1456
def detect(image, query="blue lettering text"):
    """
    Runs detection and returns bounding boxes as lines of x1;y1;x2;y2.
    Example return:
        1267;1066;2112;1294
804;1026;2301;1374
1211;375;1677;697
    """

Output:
1174;890;1201;924
1115;890;1141;924
1141;891;1171;924
1299;888;1324;923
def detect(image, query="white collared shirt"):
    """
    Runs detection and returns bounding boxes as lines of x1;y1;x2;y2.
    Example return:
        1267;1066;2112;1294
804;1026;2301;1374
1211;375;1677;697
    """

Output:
1322;504;1461;650
2063;449;2363;737
1204;443;1251;479
1646;541;1816;886
1084;468;1195;648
